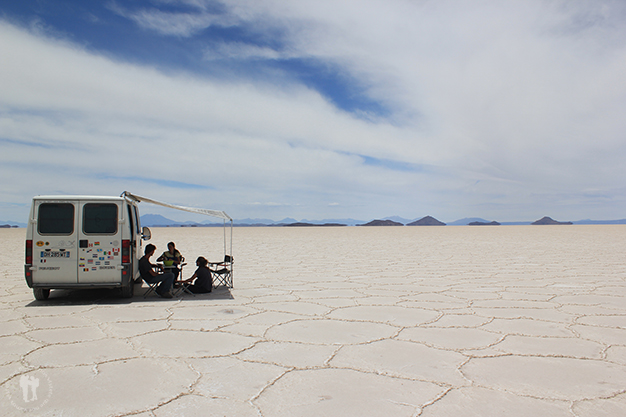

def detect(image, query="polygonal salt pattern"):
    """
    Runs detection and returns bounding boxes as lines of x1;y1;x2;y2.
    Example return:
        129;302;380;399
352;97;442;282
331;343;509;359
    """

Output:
235;341;338;368
330;339;469;386
398;327;503;350
572;393;626;417
254;368;446;417
462;356;626;401
420;386;573;417
264;318;397;345
132;330;258;358
2;226;626;415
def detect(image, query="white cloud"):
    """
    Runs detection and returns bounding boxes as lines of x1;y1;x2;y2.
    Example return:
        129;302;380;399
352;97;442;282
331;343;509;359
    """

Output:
218;0;626;214
0;19;432;221
2;0;626;222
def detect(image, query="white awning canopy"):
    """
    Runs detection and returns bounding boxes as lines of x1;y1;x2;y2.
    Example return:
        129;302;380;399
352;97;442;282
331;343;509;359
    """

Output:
121;191;232;221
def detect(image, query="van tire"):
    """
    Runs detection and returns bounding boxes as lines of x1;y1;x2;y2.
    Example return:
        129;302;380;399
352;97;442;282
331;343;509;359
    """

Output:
34;288;50;300
121;280;134;298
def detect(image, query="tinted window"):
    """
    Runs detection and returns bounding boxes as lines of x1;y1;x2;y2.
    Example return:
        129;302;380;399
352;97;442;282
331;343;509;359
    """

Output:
127;205;134;236
133;205;140;233
83;204;118;234
38;203;75;235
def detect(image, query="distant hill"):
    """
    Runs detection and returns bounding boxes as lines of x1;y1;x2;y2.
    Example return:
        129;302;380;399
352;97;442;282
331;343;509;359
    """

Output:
227;217;283;225
468;221;501;226
141;214;183;226
532;216;573;225
300;218;366;226
359;219;404;226
383;215;414;224
284;222;346;227
407;216;446;226
448;217;490;226
139;213;626;227
573;219;626;225
0;220;27;228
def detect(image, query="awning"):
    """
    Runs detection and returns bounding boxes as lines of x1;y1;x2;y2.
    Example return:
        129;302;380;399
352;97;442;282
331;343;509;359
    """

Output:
121;191;232;221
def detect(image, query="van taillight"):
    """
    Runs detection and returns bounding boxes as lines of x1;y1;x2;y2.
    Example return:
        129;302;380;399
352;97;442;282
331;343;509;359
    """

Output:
122;240;130;263
26;240;33;265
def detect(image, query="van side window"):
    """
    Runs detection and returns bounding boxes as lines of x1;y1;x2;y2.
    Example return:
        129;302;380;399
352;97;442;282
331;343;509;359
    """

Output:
38;203;75;235
127;205;134;236
83;204;118;234
133;205;140;232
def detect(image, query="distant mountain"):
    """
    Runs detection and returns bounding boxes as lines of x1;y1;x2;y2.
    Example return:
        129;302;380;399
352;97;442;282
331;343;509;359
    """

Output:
448;217;490;226
139;213;626;228
301;218;366;226
468;221;501;226
229;217;282;225
532;216;572;225
284;222;347;227
407;216;446;226
360;219;404;226
0;220;26;227
383;215;413;224
140;214;183;226
573;219;626;225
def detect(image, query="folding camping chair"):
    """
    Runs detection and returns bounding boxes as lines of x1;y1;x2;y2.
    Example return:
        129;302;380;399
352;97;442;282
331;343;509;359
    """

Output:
144;261;184;298
143;277;160;298
210;255;233;288
171;259;194;296
174;281;195;297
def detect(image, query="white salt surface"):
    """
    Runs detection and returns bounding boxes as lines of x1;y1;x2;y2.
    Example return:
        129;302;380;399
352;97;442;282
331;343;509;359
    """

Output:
1;225;626;416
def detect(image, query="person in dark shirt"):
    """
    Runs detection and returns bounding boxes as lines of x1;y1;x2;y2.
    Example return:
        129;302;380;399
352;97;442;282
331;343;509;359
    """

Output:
139;244;175;298
180;256;212;294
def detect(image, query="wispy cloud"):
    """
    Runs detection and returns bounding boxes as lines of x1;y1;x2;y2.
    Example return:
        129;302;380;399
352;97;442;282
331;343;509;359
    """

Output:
101;175;213;190
107;1;235;37
0;137;55;149
2;1;626;222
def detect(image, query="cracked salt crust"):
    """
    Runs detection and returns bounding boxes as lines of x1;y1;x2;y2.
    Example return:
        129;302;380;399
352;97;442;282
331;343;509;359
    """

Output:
1;226;626;416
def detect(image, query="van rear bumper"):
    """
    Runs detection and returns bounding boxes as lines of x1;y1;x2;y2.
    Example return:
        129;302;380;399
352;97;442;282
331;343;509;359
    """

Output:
27;282;127;289
25;264;133;289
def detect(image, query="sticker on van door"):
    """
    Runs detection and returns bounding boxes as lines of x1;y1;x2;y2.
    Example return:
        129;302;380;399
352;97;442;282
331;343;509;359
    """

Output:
41;251;70;258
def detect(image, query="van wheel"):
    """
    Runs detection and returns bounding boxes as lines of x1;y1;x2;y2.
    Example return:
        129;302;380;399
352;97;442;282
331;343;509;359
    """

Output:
121;281;134;298
34;288;50;300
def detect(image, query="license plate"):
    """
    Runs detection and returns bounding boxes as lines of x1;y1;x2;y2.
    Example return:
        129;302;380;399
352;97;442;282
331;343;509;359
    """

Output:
41;251;70;258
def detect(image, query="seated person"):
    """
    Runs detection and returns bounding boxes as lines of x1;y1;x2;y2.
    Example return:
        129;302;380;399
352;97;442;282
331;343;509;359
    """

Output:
180;256;212;294
140;244;175;298
157;241;183;279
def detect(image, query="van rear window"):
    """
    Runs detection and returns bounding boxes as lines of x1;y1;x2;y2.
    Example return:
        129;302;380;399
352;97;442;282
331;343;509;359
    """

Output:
38;203;75;235
83;204;118;234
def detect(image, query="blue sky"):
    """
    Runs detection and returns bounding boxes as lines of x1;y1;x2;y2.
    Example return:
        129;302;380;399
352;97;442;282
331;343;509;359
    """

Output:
1;0;626;223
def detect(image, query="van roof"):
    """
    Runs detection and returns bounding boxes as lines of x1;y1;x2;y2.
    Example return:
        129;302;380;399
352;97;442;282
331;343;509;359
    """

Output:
33;195;127;201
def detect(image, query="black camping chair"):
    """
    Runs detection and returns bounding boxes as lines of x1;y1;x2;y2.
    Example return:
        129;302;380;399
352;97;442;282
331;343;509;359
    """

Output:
210;255;233;288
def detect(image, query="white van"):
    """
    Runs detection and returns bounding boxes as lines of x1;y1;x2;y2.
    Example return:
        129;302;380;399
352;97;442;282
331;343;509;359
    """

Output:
24;195;151;300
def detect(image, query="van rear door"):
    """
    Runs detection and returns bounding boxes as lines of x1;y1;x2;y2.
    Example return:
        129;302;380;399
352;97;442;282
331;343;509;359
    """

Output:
77;201;123;284
32;201;78;284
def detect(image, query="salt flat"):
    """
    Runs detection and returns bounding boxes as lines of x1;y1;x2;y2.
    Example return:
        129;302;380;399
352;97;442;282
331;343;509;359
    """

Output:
1;225;626;416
